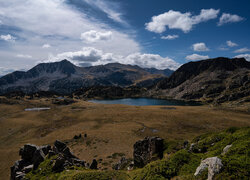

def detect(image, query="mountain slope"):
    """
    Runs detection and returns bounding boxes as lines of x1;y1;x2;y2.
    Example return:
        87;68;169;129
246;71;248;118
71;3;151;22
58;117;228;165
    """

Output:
152;57;250;103
0;60;170;94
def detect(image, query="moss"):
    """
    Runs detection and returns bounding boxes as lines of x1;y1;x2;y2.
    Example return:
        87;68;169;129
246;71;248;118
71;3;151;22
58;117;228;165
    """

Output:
26;127;250;180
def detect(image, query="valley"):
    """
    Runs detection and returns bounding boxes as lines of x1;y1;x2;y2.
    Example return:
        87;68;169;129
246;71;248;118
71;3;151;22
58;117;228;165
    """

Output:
0;97;249;179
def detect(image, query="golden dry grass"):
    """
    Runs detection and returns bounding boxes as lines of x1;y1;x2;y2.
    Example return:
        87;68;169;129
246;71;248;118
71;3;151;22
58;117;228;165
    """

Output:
0;98;249;179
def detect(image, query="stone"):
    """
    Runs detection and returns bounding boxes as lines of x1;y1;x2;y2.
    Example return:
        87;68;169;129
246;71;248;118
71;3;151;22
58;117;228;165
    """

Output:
90;159;98;169
48;150;56;158
133;137;164;168
183;140;189;149
22;164;34;173
15;171;26;180
52;155;66;172
11;160;30;180
71;158;85;167
54;140;67;152
222;144;232;155
19;144;38;162
194;157;223;180
62;147;76;159
32;149;45;169
74;134;82;139
113;157;129;170
39;145;51;155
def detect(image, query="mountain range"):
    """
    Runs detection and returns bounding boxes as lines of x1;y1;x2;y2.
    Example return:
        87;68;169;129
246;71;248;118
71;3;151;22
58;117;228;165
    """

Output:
0;57;249;104
0;60;173;95
152;57;250;103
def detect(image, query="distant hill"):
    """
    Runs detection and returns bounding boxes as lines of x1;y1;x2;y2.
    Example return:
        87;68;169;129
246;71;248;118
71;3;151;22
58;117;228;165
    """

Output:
152;57;250;103
0;60;172;94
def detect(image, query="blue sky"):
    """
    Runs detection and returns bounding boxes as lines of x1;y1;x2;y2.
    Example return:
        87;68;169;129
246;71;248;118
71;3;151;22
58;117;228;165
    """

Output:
0;0;250;75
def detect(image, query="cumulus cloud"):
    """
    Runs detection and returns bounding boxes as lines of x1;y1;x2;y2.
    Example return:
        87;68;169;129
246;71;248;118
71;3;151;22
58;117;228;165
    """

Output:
226;40;238;47
185;54;209;61
234;48;250;53
42;44;51;48
234;54;250;61
192;42;209;51
161;35;179;40
0;34;16;42
16;54;32;58
81;30;112;43
218;13;244;26
145;9;219;33
48;47;181;70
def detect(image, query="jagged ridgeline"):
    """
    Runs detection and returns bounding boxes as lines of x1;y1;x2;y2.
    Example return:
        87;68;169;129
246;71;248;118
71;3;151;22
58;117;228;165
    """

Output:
1;57;249;104
11;127;250;179
0;60;173;95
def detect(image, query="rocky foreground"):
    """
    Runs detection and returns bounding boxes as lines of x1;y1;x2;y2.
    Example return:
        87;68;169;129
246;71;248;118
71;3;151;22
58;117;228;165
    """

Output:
11;127;249;179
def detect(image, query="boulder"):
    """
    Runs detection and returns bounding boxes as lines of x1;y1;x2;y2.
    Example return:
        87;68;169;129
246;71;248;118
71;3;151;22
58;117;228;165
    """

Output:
11;160;30;180
90;159;98;169
52;155;66;172
62;147;76;159
32;149;45;169
222;144;232;155
194;157;223;180
113;157;129;170
39;145;51;155
19;144;38;162
54;140;67;152
133;137;163;168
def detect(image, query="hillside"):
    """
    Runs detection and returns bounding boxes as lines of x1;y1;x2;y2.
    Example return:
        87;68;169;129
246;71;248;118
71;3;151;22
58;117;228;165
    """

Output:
0;60;172;95
152;57;250;104
16;127;250;179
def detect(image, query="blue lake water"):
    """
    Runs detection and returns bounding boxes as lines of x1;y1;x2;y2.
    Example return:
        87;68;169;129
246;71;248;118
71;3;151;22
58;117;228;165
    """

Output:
89;98;201;106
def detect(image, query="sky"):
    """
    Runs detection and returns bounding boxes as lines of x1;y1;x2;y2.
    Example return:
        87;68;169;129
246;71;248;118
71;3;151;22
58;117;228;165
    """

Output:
0;0;250;76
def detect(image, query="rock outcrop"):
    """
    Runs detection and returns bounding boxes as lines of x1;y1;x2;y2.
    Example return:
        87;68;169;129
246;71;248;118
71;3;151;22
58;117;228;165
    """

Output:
222;144;232;155
194;157;223;180
133;137;164;168
10;140;96;180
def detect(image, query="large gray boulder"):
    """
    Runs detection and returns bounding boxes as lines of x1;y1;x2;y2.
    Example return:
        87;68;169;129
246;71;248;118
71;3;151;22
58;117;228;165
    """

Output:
133;137;163;168
194;157;223;180
19;144;38;162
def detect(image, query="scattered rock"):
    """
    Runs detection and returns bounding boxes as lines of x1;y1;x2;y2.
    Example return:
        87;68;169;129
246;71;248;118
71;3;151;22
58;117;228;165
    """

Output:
84;133;87;138
73;134;82;139
11;140;88;179
133;137;164;168
222;144;232;155
194;157;223;180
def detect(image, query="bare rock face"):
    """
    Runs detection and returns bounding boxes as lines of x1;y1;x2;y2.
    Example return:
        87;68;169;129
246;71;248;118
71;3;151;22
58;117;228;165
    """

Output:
10;140;89;180
194;157;223;180
133;137;164;168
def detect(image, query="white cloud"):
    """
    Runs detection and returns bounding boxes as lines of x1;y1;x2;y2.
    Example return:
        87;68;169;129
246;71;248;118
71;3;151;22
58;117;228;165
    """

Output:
0;67;16;77
0;34;16;42
0;0;141;70
81;30;112;43
145;9;219;33
185;54;209;61
42;44;51;48
192;42;209;51
47;47;181;70
161;34;179;40
234;48;250;53
83;0;127;25
234;54;250;61
226;40;238;47
218;13;244;26
16;54;32;58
